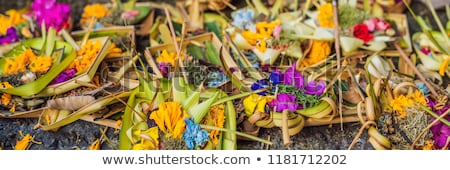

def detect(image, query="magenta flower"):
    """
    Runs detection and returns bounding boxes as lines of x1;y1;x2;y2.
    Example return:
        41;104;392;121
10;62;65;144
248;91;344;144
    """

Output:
31;0;71;31
283;64;304;89
427;98;450;149
159;62;171;78
51;68;77;84
421;48;431;55
305;80;326;96
269;93;298;112
0;27;19;44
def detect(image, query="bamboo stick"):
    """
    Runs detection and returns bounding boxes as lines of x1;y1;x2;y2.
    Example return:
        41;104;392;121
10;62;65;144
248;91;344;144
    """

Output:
394;42;438;96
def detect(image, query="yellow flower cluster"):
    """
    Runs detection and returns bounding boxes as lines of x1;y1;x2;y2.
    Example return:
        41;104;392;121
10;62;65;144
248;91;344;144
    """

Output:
81;3;109;25
3;48;53;76
242;20;281;52
317;3;334;28
301;40;331;67
203;104;225;146
106;43;123;58
132;127;159;150
70;40;102;73
0;9;26;35
243;94;269;117
156;49;183;66
150;102;189;139
29;56;53;74
389;90;427;118
1;93;11;106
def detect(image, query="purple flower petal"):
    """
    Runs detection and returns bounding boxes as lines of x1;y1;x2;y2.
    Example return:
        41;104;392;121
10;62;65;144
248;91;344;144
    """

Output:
305;80;326;96
283;63;304;89
269;93;298;112
51;68;77;84
32;0;71;31
0;27;19;44
159;62;171;78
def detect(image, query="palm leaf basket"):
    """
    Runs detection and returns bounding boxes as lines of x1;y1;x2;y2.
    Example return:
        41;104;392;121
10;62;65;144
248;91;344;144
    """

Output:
35;37;111;97
0;38;76;97
145;32;230;88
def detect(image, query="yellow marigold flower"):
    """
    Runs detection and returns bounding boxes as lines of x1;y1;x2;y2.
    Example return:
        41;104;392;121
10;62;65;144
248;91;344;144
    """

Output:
255;20;281;38
202;104;225;146
82;4;109;19
106;43;123;58
14;131;41;150
29;56;53;74
3;58;18;75
389;92;422;118
9;103;15;113
411;90;427;106
1;93;11;106
3;49;38;75
317;3;334;28
243;94;268;117
439;56;449;76
71;40;101;73
302;40;331;67
132;127;159;150
0;9;26;35
241;30;266;45
241;20;281;52
89;139;101;150
0;82;14;89
150;102;189;139
156;50;182;66
422;139;434;150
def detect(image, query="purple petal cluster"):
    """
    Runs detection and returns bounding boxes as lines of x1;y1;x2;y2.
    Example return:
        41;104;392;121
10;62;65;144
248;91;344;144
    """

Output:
0;27;19;44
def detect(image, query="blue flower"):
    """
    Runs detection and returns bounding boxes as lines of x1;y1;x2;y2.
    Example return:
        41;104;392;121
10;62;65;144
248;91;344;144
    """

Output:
416;82;430;95
269;70;283;85
251;79;269;95
207;72;229;87
231;9;256;32
183;118;209;150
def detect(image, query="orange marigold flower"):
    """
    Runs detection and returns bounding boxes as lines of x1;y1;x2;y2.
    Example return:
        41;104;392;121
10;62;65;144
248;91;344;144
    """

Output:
3;58;18;75
82;4;109;19
71;40;101;73
302;40;331;67
14;131;41;150
149;102;189;139
202;104;225;146
1;93;11;106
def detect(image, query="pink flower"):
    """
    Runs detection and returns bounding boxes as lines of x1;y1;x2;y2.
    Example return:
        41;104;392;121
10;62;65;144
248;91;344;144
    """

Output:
272;24;282;38
375;19;391;31
121;10;140;19
364;19;376;32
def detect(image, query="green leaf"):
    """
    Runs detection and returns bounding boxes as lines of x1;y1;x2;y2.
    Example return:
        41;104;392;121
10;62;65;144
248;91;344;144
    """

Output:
187;44;204;60
172;76;187;103
45;27;56;57
188;91;219;123
0;39;76;97
182;83;202;111
119;89;138;150
205;41;221;66
205;22;222;40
